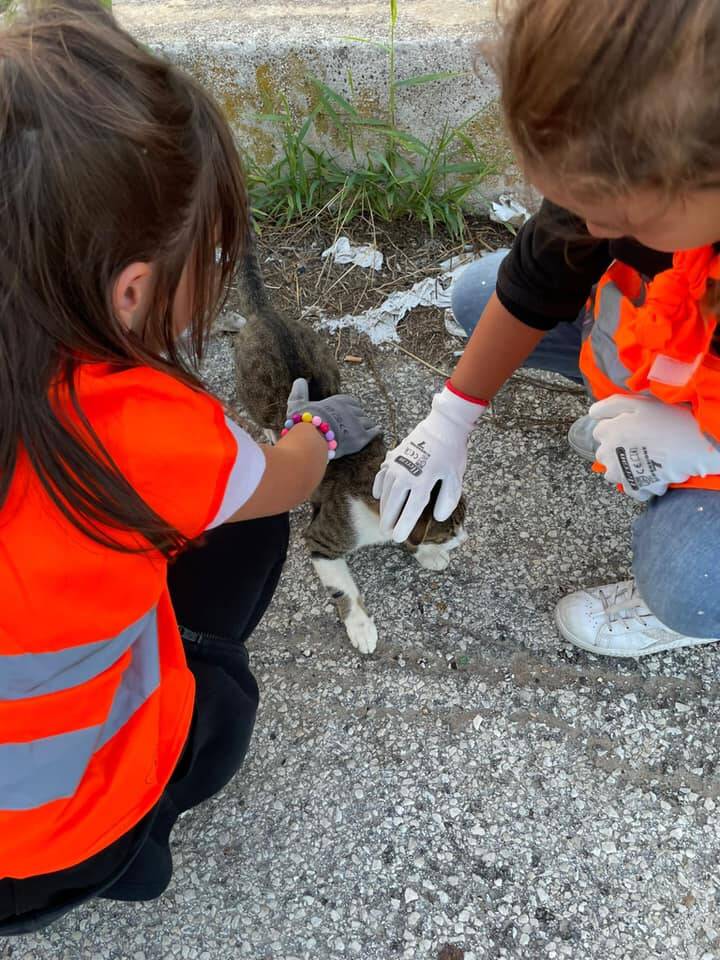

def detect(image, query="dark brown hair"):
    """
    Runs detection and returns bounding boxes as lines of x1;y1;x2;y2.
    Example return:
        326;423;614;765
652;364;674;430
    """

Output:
492;0;720;198
0;0;249;555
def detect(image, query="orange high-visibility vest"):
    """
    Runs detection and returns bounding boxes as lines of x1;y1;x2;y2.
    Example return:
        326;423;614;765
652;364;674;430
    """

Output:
580;246;720;491
0;362;260;879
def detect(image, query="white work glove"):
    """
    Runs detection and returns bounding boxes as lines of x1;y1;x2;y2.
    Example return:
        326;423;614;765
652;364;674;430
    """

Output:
373;385;487;542
590;394;720;501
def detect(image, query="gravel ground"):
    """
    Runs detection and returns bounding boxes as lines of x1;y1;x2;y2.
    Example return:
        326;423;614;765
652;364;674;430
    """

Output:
10;334;720;960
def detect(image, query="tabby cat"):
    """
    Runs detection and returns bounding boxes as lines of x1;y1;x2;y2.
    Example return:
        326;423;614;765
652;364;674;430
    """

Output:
233;227;467;654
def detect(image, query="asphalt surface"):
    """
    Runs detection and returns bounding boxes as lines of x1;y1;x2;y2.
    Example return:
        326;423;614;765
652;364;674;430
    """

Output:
10;334;720;960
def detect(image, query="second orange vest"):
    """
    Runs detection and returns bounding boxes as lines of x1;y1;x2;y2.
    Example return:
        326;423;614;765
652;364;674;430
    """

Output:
580;246;720;490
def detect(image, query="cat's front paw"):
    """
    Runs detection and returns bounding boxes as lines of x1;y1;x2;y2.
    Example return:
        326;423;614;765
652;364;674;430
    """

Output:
414;543;452;571
345;610;378;655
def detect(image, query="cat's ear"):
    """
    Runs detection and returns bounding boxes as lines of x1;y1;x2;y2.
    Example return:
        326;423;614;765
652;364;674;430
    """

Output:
407;483;442;546
406;508;433;547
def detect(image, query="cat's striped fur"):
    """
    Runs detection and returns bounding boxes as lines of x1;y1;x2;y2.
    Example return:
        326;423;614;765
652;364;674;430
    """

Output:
233;225;467;653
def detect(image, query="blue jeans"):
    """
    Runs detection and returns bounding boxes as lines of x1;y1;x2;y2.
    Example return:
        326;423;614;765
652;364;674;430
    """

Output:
452;250;585;383
453;253;720;637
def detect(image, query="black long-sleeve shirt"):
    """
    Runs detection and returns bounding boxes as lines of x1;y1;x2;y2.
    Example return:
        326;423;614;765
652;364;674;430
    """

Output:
495;199;676;330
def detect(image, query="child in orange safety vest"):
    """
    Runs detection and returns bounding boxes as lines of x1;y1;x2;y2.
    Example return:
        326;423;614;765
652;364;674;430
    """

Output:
375;0;720;658
0;0;379;933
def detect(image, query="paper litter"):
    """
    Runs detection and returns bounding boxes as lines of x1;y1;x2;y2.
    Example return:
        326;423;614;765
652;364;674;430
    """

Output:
314;248;511;345
215;311;247;333
489;194;532;230
315;252;479;344
321;236;384;272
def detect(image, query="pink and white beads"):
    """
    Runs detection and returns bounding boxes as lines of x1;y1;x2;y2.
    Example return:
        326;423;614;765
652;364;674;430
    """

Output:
281;412;338;460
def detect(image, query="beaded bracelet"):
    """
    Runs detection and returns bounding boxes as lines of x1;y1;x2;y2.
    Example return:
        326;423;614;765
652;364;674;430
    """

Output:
281;412;338;460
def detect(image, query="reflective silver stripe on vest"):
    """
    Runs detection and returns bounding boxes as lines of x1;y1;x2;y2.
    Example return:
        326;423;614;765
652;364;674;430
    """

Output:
0;610;154;701
207;416;266;530
0;608;161;812
704;430;720;453
589;281;634;391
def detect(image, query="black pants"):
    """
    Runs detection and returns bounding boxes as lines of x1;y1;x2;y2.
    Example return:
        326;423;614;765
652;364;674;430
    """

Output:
0;514;289;936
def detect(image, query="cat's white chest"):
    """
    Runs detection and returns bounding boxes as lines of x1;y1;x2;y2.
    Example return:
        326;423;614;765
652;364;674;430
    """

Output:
348;497;390;548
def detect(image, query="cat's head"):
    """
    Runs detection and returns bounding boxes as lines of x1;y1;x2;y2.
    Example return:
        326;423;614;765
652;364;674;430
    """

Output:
404;488;468;562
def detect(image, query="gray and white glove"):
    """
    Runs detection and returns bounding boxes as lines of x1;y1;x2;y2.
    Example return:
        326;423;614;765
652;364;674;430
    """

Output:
286;378;381;459
590;394;720;501
373;384;488;542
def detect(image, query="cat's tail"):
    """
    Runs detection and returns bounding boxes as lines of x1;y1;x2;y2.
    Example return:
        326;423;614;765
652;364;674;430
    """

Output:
235;218;341;403
236;217;274;323
235;216;309;379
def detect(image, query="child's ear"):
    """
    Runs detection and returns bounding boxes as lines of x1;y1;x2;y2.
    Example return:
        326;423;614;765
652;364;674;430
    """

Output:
112;262;153;332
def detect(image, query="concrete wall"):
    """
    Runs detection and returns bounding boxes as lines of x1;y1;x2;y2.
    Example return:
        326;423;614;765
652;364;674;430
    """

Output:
114;0;524;204
2;0;529;204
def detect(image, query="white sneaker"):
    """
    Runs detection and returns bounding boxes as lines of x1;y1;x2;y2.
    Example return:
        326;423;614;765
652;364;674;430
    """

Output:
555;579;719;657
567;414;598;462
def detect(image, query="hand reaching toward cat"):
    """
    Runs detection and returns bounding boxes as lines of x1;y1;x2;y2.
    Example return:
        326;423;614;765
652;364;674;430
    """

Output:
373;383;487;543
286;379;381;459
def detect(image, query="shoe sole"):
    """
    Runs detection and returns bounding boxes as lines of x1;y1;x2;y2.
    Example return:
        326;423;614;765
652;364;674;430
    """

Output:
567;431;597;463
554;607;718;658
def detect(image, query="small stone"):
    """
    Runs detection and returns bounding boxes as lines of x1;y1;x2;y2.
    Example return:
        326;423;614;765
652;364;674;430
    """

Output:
437;946;465;960
472;715;483;731
405;887;419;904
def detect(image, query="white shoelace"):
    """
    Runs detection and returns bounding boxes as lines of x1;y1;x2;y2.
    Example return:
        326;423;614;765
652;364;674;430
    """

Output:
598;581;653;631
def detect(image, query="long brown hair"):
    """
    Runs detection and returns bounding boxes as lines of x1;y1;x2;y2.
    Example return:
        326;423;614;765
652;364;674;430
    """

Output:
492;0;720;199
0;0;248;556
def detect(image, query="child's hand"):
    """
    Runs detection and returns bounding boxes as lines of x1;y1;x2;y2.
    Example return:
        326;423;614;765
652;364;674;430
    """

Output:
373;384;487;543
286;379;381;459
590;394;720;500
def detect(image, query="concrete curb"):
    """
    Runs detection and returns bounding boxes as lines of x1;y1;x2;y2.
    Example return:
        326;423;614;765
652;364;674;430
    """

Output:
113;0;525;205
0;0;530;203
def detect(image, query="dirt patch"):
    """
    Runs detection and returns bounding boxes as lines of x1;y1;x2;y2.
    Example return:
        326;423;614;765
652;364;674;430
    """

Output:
224;213;513;371
223;212;586;435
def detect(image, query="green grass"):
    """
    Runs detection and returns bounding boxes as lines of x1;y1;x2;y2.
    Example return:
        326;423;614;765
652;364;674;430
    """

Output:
245;0;496;240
